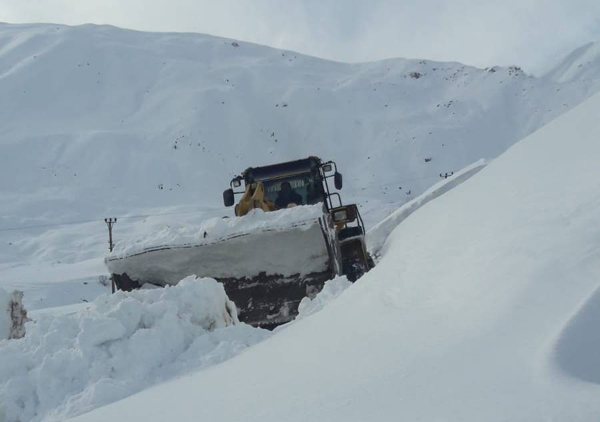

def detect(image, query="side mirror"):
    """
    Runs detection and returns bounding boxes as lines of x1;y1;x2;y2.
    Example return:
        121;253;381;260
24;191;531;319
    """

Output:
223;189;235;207
322;163;333;173
334;172;343;190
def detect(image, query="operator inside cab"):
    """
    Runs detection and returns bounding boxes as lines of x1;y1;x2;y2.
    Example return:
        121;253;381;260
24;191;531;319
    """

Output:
276;181;302;208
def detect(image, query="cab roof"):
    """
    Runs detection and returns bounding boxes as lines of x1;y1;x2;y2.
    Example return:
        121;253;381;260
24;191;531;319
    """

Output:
242;156;323;183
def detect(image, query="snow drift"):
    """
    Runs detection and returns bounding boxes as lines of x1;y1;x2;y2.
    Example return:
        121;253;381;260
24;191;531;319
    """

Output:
70;89;600;422
0;277;268;422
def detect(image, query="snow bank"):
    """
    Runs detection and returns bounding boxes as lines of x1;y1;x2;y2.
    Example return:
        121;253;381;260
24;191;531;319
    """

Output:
367;159;487;258
295;277;352;321
0;277;269;422
0;288;9;340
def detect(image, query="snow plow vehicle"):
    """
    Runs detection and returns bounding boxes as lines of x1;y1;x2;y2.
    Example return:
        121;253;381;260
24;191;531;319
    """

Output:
106;156;372;329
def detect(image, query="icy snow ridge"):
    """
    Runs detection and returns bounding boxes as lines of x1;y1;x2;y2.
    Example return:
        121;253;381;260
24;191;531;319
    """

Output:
0;277;269;422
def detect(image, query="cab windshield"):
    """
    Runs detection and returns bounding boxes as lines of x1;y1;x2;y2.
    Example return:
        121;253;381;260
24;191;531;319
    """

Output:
263;174;323;208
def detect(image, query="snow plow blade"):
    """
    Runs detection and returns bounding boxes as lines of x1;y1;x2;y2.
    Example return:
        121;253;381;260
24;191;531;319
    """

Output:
106;206;340;329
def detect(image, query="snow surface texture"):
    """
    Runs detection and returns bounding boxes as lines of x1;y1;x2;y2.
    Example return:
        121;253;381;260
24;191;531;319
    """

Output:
70;90;600;422
0;288;9;340
367;158;487;258
106;205;329;282
0;277;269;422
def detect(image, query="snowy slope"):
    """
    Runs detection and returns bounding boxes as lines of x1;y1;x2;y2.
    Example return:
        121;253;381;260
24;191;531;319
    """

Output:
70;88;600;422
1;23;600;270
545;41;600;83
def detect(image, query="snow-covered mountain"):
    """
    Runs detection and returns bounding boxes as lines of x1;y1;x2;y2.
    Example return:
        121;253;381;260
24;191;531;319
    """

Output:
1;23;600;267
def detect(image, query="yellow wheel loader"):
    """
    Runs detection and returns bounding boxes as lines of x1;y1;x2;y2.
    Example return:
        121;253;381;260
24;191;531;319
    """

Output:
107;157;373;329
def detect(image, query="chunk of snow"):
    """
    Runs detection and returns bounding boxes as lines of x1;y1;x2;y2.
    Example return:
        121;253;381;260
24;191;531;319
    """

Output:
296;276;352;321
0;277;268;422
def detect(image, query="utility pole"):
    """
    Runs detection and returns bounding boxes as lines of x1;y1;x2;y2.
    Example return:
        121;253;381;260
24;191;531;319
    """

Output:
104;218;117;293
104;218;117;251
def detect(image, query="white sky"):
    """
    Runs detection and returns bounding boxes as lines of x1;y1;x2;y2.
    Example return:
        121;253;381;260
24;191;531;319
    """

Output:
1;0;599;74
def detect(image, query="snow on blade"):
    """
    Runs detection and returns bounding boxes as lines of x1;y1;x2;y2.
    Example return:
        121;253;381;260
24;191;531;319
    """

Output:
108;204;325;259
106;205;329;282
0;277;269;422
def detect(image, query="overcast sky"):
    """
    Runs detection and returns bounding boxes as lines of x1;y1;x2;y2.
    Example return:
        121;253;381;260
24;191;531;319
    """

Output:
1;0;599;74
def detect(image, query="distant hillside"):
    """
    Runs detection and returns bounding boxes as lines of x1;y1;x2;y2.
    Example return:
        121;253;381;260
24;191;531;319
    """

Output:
545;41;600;83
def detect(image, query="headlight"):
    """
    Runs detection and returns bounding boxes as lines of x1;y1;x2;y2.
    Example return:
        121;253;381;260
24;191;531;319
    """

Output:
333;210;347;222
